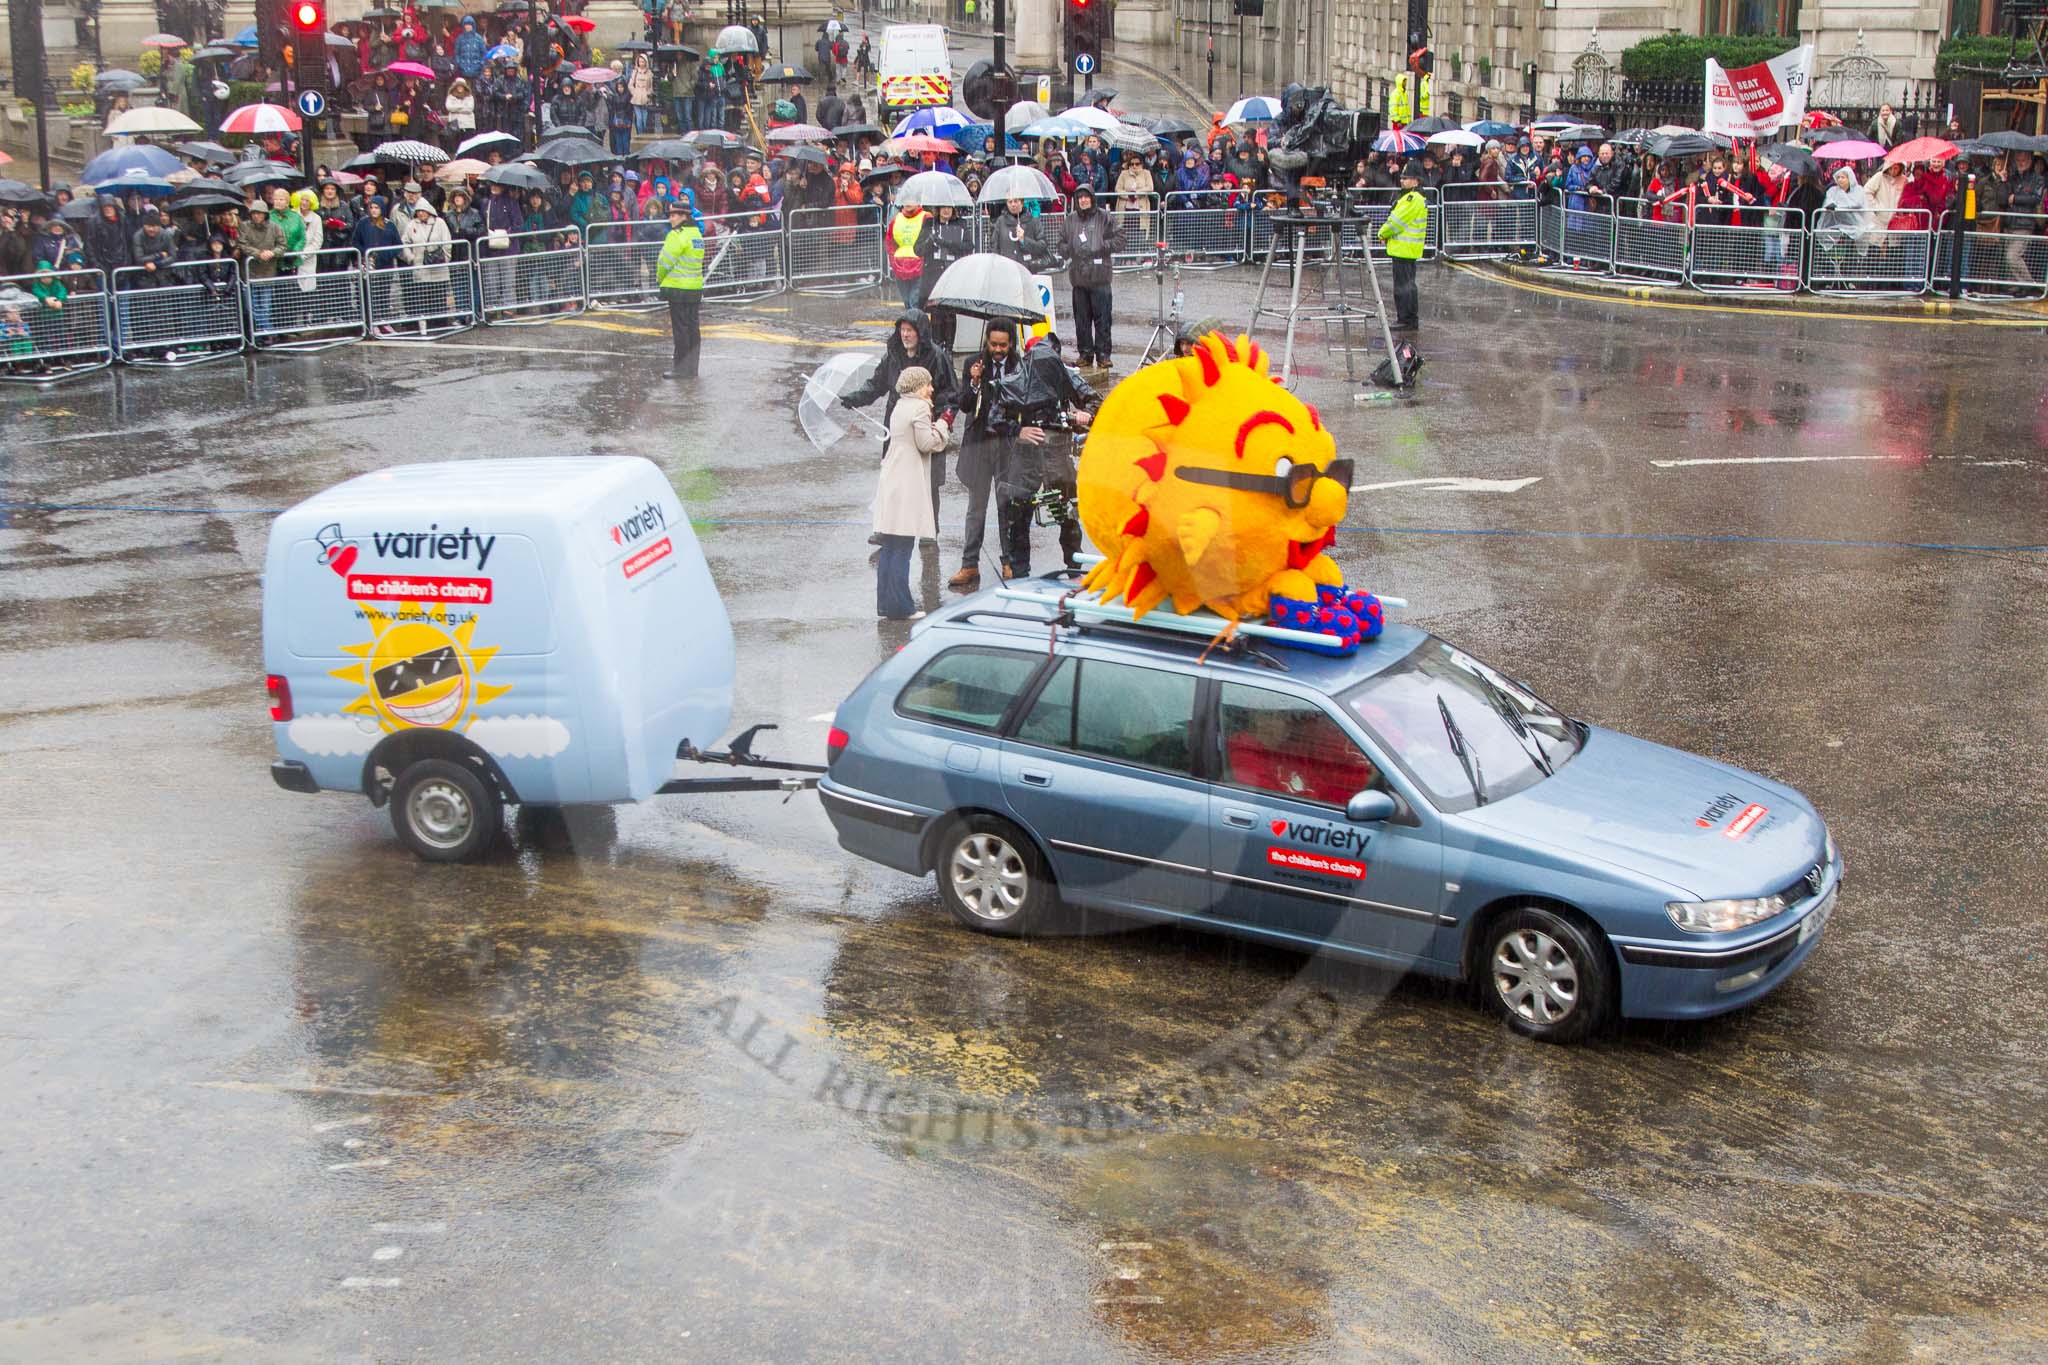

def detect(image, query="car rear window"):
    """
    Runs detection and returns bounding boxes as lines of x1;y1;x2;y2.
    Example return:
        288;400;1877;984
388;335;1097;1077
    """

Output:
896;647;1042;731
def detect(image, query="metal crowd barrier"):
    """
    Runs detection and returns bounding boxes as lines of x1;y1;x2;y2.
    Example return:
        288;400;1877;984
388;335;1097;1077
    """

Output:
111;260;246;367
1806;208;1933;296
700;210;788;302
1161;190;1247;267
480;228;586;325
370;237;477;338
1610;201;1690;283
1538;192;1616;273
786;204;884;295
247;248;366;353
1333;187;1438;262
1931;213;2048;301
1689;207;1804;294
1438;181;1538;258
0;268;113;381
584;219;667;312
1109;197;1160;271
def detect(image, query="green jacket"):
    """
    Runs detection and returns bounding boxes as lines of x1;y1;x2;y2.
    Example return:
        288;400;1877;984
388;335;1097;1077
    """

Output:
1379;189;1428;260
657;223;705;291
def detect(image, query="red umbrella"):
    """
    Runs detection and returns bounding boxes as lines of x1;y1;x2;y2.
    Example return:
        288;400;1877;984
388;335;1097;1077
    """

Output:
220;103;302;135
570;66;617;84
1884;136;1959;167
142;33;191;50
383;60;435;80
890;134;956;156
561;15;595;32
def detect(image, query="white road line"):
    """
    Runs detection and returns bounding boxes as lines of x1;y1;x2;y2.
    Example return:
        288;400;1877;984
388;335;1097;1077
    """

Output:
371;1221;448;1234
312;1115;374;1133
340;1277;403;1289
1099;1241;1153;1251
326;1157;393;1172
806;712;836;722
1649;455;1897;468
372;1246;405;1261
1357;476;1543;493
1093;1295;1165;1306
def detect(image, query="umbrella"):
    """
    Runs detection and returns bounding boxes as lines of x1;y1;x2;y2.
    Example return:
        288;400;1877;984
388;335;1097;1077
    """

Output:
1373;128;1424;154
1017;116;1087;141
861;165;907;185
714;23;759;54
1951;139;1998;158
0;179;55;207
894;106;969;138
544;124;597;141
371;139;451;166
174;140;237;165
1759;143;1817;176
59;199;99;222
1405;115;1458;135
456;130;522;159
832;122;883;139
81;143;185;185
141;33;190;49
229;25;258;45
525;135;611;166
341;150;383;170
1651;123;1696;135
634;139;700;164
190;46;238;61
978;164;1059;203
1647;132;1720;159
1528;116;1581;133
614;39;653;53
1426;128;1482;148
221;160;300;188
1465;119;1518;138
1975;129;2048;152
485;43;519;61
105;107;205;137
1884;136;1958;167
656;44;701;61
366;6;403;16
168;189;243;211
1224;95;1280;124
1555;124;1607;143
561;14;595;32
1004;100;1050;128
572;66;620;84
897;169;973;208
683;129;740;148
1056;105;1120;133
1611;128;1657;149
1099;122;1158;154
93;68;147;87
890;133;958;156
383;60;435;80
925;252;1042;321
323;32;354;49
1811;139;1886;161
1142;116;1200;138
220;103;302;135
768;123;831;143
482;162;551;191
800;353;887;451
780;145;830;167
761;64;811;84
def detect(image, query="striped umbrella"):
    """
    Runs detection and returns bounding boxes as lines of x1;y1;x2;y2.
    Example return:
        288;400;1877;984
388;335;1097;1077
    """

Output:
371;139;452;165
219;103;302;135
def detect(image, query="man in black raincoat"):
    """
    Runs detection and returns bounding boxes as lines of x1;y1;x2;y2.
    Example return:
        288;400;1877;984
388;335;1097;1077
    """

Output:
841;306;957;531
990;330;1097;578
949;316;1024;591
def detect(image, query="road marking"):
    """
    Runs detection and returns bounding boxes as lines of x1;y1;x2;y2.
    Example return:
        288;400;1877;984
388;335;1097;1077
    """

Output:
340;1277;403;1288
1650;454;1898;468
312;1115;374;1133
326;1157;393;1172
371;1221;448;1234
1099;1241;1153;1251
372;1246;404;1261
1358;476;1542;493
555;317;665;337
1094;1295;1165;1306
807;711;836;722
1448;259;2048;327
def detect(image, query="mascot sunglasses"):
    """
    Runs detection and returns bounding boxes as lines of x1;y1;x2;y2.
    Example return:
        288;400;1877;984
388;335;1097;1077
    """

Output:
1174;457;1354;508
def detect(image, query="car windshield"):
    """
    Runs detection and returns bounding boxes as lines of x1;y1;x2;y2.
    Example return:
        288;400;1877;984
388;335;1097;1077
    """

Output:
1341;637;1582;812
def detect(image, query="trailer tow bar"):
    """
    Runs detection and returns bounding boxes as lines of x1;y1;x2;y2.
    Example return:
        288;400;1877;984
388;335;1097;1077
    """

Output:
658;724;826;801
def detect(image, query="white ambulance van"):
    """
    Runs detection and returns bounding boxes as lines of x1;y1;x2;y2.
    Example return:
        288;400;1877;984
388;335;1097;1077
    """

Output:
263;457;743;861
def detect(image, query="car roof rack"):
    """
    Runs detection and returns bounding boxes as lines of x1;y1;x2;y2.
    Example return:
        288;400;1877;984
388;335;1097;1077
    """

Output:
994;555;1407;659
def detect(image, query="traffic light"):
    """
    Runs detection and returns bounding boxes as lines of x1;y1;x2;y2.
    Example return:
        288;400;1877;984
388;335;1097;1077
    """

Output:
293;0;329;93
291;0;324;34
1063;0;1099;71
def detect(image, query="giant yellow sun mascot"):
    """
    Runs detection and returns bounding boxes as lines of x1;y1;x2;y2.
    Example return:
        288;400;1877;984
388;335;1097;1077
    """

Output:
1076;332;1382;653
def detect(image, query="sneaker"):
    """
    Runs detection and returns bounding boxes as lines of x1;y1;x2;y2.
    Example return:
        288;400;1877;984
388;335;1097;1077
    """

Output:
947;567;980;590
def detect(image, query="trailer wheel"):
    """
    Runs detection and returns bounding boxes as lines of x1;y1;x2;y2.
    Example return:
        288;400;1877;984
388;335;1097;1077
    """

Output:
391;758;501;863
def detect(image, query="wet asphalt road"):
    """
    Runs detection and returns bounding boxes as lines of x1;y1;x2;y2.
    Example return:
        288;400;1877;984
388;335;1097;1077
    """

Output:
3;267;2047;1363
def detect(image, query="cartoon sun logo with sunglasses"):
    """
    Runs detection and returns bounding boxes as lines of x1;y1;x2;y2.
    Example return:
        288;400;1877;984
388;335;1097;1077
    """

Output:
1077;332;1353;622
332;600;511;734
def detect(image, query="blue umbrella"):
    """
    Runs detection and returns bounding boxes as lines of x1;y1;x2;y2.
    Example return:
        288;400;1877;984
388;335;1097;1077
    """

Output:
81;142;186;186
1466;120;1518;139
893;106;968;138
1017;116;1088;140
1373;128;1424;154
1224;95;1281;124
231;24;258;46
485;43;519;61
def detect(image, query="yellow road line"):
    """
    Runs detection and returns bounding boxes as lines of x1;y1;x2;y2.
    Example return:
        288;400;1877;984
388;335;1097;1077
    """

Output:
1446;260;2048;328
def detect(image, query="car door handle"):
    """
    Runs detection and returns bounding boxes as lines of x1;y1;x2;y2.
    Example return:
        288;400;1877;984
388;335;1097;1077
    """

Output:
1020;768;1052;787
1222;808;1256;828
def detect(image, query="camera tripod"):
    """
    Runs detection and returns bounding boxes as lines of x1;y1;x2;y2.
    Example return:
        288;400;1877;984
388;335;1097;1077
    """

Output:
1137;241;1191;367
1247;202;1406;389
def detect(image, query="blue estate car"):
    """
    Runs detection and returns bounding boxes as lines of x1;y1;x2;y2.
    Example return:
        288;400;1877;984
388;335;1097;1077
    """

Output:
819;583;1840;1042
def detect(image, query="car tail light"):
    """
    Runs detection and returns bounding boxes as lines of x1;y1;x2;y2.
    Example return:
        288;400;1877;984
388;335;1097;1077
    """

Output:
826;725;849;766
266;674;293;722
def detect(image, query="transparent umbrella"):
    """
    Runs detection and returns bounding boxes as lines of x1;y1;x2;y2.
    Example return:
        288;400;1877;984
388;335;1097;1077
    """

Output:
800;353;886;453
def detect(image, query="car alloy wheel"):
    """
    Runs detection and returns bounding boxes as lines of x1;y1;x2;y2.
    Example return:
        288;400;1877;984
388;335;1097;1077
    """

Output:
1492;927;1579;1027
949;831;1029;923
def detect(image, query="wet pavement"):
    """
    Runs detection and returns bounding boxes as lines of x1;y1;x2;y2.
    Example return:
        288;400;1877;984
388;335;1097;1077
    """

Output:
4;267;2048;1362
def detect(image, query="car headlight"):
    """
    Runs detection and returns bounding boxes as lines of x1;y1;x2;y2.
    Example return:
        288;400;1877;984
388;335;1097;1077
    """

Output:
1666;894;1791;934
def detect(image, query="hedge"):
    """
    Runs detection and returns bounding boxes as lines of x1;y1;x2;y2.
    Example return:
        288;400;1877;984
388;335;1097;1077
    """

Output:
1620;34;1798;83
1936;35;2019;82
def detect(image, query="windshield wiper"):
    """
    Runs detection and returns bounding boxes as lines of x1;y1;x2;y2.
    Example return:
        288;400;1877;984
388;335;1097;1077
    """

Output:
1473;670;1553;777
1438;694;1487;806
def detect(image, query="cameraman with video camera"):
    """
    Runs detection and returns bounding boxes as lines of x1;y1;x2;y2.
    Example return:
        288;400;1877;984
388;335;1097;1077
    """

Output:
990;332;1098;579
949;317;1025;592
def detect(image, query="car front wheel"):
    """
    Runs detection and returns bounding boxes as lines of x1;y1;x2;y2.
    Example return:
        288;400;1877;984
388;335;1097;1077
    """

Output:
1481;906;1615;1044
934;815;1057;937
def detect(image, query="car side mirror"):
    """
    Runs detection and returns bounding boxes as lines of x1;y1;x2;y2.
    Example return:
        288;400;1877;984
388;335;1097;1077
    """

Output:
1346;790;1397;823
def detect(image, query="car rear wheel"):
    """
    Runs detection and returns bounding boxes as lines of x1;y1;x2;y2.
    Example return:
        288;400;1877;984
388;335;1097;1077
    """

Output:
935;816;1056;937
391;758;501;863
1481;906;1615;1044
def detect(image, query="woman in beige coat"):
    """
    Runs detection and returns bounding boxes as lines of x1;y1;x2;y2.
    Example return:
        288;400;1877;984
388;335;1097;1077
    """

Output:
874;365;950;620
1116;159;1154;241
